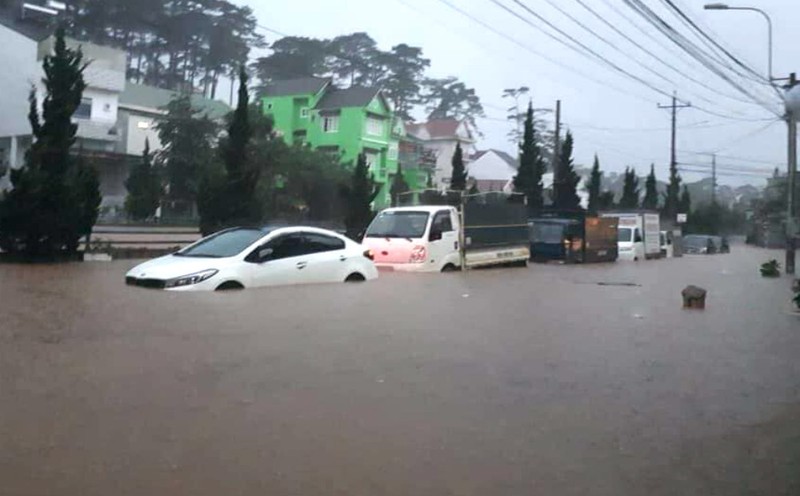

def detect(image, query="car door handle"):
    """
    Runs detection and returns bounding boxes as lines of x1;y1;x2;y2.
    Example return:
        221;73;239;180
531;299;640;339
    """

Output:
296;261;307;270
339;255;347;262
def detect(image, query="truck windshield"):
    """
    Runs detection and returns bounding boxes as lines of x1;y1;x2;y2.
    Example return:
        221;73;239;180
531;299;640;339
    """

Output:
365;211;430;238
532;223;565;244
618;228;633;242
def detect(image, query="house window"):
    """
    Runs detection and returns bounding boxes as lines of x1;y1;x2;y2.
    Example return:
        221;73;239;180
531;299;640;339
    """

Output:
136;120;150;130
300;107;309;118
266;102;273;110
388;144;398;160
366;116;383;136
322;115;339;133
74;98;92;119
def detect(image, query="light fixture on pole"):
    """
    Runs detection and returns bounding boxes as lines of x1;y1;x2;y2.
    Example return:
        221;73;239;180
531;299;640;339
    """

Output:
703;3;773;81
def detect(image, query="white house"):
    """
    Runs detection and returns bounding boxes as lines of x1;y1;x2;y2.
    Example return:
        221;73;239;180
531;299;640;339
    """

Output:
0;7;126;197
468;149;518;193
405;119;476;190
0;5;229;211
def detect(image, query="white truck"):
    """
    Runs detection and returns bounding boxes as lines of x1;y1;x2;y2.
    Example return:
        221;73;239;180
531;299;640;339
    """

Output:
601;212;661;261
362;203;530;272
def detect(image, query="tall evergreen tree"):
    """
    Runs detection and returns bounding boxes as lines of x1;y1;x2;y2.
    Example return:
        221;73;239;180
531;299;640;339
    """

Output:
552;131;582;210
156;93;217;218
449;142;467;191
598;191;616;210
586;154;602;214
125;140;161;220
199;65;259;233
663;159;682;220
513;102;546;212
343;153;380;238
390;165;410;206
679;185;692;213
0;27;100;257
619;167;640;209
420;172;444;205
642;163;659;210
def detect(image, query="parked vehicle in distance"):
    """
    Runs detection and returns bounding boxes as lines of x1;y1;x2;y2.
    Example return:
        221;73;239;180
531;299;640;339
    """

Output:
683;234;719;255
362;202;529;272
529;212;618;263
601;212;661;261
126;226;378;291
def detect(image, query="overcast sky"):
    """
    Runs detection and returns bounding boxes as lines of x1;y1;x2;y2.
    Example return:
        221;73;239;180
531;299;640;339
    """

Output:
243;0;799;187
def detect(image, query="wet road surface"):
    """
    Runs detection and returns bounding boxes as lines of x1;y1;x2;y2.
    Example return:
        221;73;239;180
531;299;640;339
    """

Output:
1;246;799;495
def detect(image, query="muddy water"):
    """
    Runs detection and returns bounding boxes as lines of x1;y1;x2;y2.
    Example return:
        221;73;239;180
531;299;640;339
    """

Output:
1;247;799;495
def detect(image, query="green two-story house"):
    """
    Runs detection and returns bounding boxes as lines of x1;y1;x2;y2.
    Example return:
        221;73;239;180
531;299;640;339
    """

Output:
262;77;402;207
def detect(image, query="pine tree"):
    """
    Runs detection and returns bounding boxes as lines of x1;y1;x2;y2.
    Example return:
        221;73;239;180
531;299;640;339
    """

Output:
125;140;161;220
222;65;257;222
679;184;691;213
449;142;467;191
642;163;659;210
0;27;101;257
343;153;380;238
390;164;410;206
198;66;258;233
619;167;640;209
663;159;682;220
586;154;602;214
598;191;616;210
512;102;545;212
420;172;444;205
156;93;217;218
552;131;582;210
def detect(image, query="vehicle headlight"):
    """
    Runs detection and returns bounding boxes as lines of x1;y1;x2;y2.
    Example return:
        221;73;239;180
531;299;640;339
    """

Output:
165;269;218;288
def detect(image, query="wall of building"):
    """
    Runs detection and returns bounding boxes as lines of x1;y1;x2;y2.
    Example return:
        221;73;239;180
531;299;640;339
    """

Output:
0;27;40;139
85;88;119;123
118;110;161;156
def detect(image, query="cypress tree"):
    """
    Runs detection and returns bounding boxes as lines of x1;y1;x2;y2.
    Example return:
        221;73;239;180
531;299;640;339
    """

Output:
512;102;545;212
679;184;691;213
125;140;161;220
449;142;467;191
642;163;659;210
619;167;640;210
552;131;581;210
586;154;602;214
343;153;379;238
390;164;410;206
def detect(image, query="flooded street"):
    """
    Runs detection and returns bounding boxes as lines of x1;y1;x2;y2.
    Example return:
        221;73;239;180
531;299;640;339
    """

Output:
1;246;799;495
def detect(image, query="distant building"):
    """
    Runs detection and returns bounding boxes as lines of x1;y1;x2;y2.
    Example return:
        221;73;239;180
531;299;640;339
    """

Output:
468;149;518;193
0;4;229;212
261;77;401;207
405;119;476;190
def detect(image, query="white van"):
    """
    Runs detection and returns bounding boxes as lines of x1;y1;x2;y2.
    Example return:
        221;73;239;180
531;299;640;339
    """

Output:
362;206;462;272
602;212;661;261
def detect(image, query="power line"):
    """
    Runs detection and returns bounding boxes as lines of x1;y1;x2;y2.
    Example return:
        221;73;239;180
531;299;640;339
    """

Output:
547;0;755;109
255;24;288;37
433;0;660;104
677;161;775;174
680;150;783;166
622;0;781;116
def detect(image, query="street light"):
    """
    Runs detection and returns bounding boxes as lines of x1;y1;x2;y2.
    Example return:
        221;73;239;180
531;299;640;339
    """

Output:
703;3;773;81
705;3;797;274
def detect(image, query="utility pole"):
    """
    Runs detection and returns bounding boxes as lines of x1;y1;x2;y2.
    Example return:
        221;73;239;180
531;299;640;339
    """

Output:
658;91;692;177
658;91;692;220
785;73;797;274
711;153;717;205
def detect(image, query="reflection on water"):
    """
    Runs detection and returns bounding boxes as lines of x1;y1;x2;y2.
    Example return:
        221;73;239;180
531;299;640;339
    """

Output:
1;247;798;495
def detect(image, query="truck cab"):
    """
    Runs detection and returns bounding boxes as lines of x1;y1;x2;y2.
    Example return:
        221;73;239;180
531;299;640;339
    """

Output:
362;206;461;272
617;223;645;261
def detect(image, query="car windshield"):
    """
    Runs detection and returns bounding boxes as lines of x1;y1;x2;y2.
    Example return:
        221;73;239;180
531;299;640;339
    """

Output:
532;223;565;244
683;235;708;248
365;211;430;238
176;228;264;258
618;228;633;242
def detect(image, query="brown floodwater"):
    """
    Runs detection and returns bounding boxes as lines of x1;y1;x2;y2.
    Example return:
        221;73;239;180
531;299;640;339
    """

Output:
1;246;799;495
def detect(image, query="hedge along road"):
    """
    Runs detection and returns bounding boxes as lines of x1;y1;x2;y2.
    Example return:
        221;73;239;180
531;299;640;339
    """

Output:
0;246;798;495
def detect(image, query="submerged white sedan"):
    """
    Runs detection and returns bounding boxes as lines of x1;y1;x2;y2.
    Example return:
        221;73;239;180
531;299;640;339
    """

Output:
125;226;378;291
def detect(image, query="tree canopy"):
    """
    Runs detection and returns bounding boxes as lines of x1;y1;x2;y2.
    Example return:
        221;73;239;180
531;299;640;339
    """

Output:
552;131;581;210
619;167;640;210
64;0;263;98
513;103;546;212
642;164;659;210
586;154;602;214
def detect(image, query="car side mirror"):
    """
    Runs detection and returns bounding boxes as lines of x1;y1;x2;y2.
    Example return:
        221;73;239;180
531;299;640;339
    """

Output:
429;230;442;242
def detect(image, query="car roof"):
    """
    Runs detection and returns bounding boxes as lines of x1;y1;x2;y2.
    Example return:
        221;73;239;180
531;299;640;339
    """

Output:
262;225;350;238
